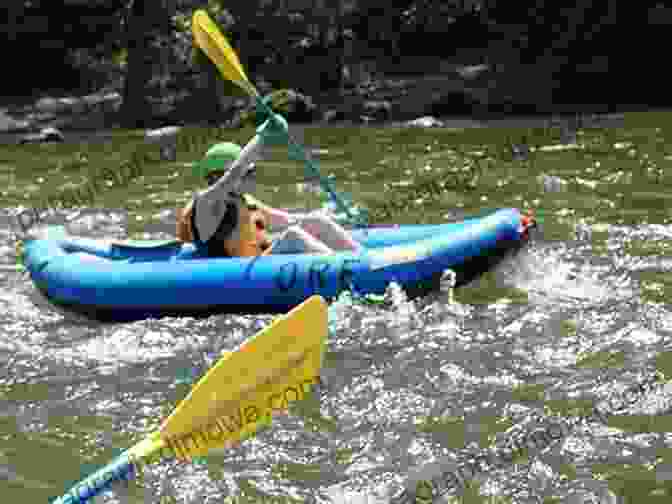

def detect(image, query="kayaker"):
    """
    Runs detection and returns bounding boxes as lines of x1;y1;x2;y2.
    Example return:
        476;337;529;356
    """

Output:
176;113;362;257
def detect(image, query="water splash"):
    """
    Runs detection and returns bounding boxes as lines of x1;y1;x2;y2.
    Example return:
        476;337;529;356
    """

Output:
329;289;357;333
439;269;456;304
380;281;418;341
383;281;408;307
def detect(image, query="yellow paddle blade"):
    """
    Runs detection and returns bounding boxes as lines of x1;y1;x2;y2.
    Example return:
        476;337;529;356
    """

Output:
192;9;258;97
164;357;319;460
158;295;328;459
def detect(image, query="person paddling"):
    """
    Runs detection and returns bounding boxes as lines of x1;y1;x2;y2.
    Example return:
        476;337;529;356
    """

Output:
176;113;363;257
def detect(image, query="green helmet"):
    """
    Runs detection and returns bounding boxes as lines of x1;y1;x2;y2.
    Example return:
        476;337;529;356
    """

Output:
195;142;242;178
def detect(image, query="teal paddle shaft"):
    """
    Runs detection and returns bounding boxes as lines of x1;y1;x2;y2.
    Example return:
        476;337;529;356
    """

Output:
52;451;135;504
255;96;359;225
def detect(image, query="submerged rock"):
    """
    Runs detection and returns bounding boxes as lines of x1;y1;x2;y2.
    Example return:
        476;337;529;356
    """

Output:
538;173;568;193
510;142;531;161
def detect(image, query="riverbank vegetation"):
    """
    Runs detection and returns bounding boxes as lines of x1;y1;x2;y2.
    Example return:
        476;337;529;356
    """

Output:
2;1;672;129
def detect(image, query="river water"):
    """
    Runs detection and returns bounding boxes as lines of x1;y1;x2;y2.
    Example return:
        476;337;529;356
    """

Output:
1;113;672;504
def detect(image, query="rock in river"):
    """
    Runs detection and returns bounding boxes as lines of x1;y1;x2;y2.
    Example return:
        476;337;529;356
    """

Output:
18;127;65;144
404;116;445;128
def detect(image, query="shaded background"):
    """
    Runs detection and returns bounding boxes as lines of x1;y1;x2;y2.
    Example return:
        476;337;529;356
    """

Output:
3;1;672;128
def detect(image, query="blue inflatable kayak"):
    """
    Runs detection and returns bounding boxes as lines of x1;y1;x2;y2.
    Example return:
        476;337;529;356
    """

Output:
22;208;534;322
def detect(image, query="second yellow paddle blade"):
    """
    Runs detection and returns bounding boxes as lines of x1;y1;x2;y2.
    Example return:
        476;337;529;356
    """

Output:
159;296;328;456
192;9;256;96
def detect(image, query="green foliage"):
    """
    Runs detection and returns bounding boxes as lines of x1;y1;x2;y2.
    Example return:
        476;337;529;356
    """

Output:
112;48;128;68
